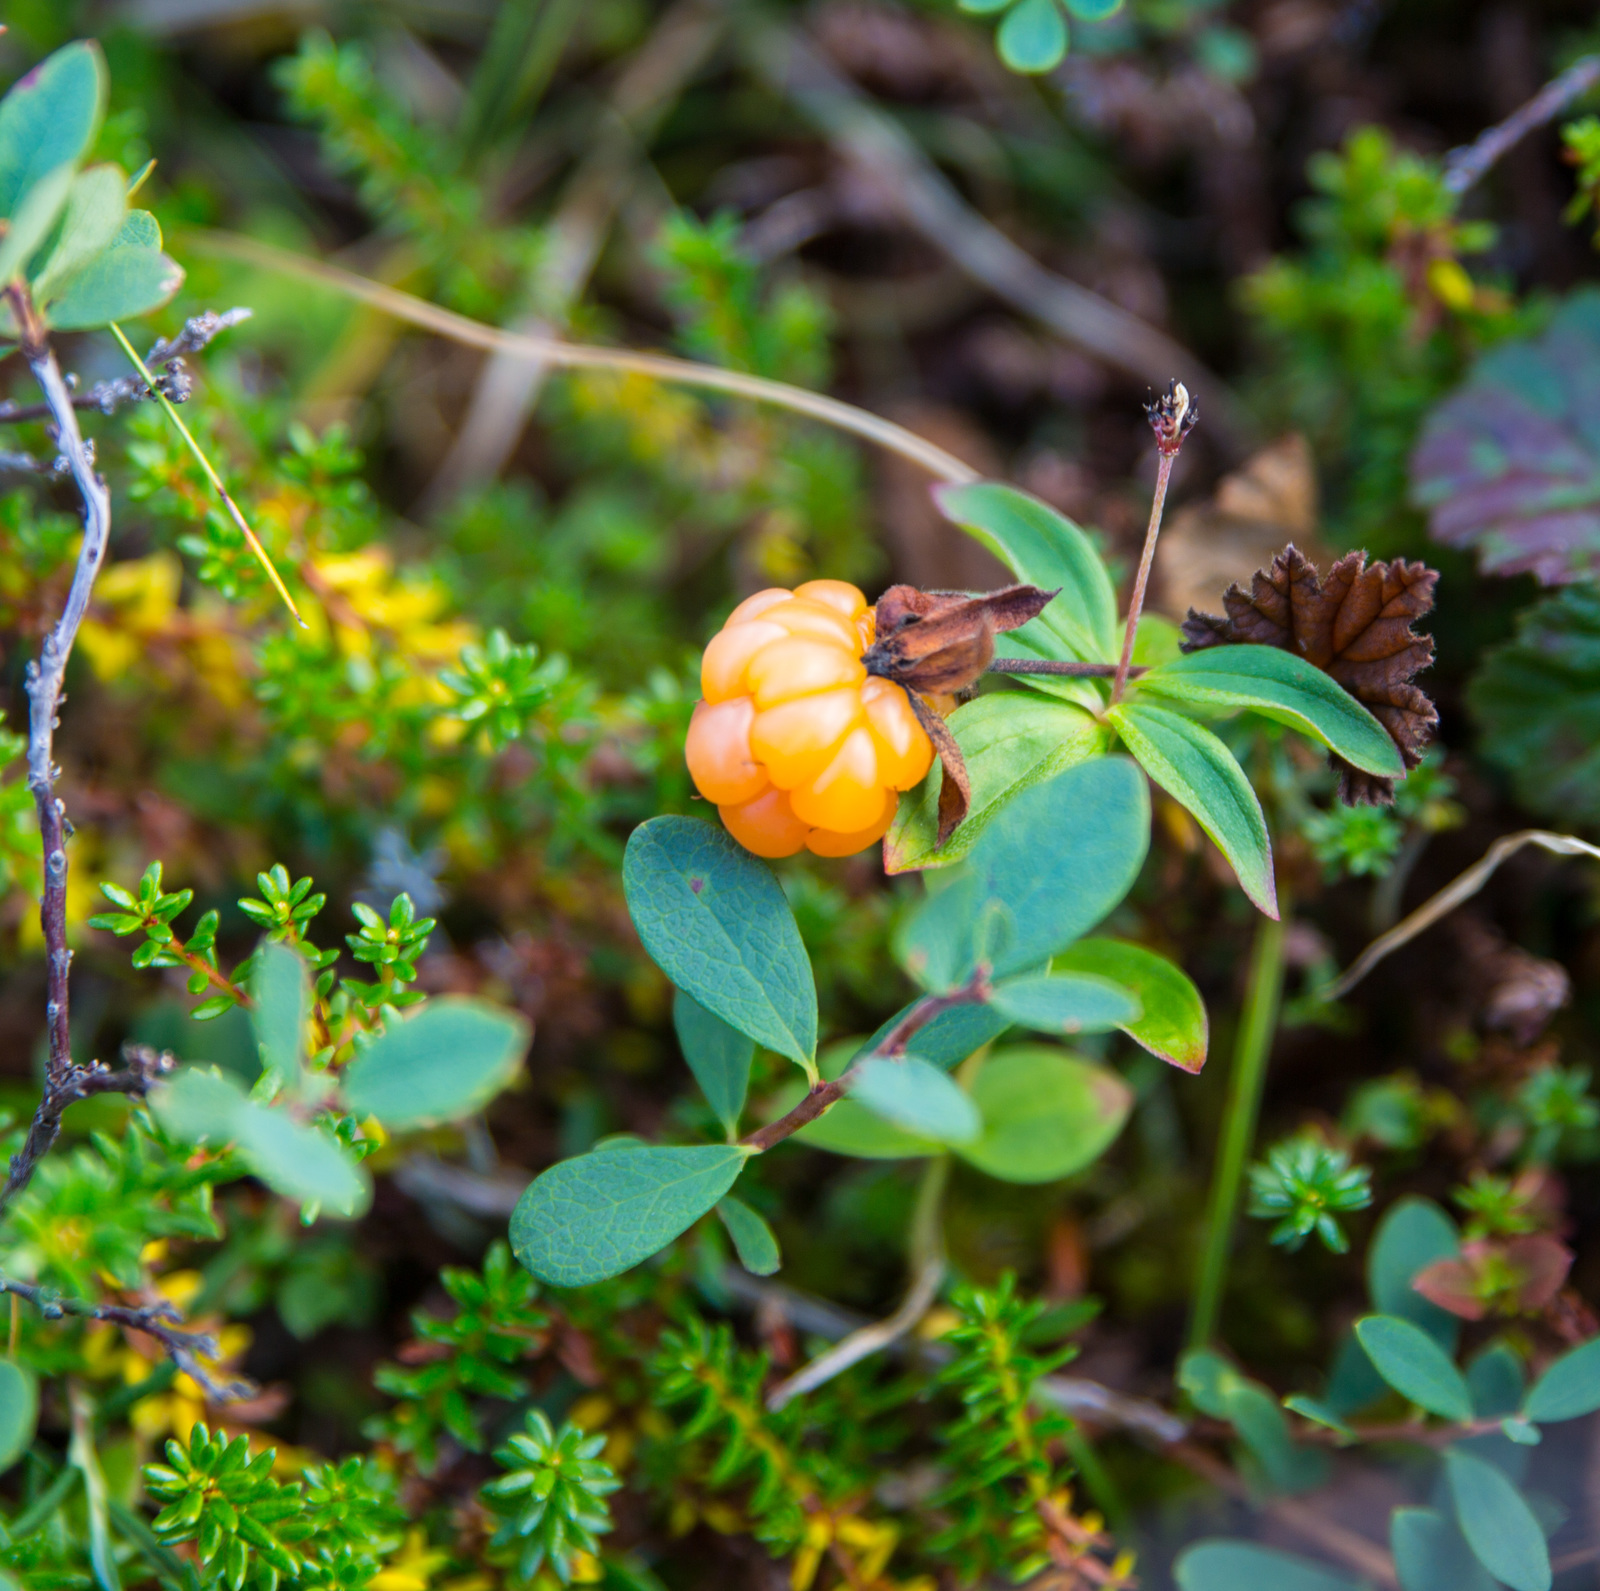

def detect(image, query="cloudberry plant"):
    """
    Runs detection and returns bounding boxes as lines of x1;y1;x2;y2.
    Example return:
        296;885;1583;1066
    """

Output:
686;580;933;857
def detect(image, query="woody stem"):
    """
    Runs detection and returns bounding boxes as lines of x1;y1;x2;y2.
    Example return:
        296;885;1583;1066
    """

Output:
1111;447;1175;704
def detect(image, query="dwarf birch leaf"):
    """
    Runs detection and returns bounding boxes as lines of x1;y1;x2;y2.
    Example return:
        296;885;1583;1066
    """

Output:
1354;1316;1473;1420
1053;938;1208;1072
341;999;529;1129
717;1197;781;1275
624;817;816;1068
0;42;106;217
40;208;183;329
673;990;754;1135
27;162;126;295
1107;702;1276;917
0;162;73;283
511;1145;748;1286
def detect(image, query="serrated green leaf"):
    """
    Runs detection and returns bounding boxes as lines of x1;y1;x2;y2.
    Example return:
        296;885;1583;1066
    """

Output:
39;209;183;330
510;1144;748;1286
250;941;306;1084
0;42;106;218
0;1361;38;1476
1175;1540;1363;1591
1392;1507;1496;1591
1521;1336;1600;1423
896;757;1149;989
885;693;1108;873
934;482;1117;661
1107;701;1276;917
26;162;125;295
339;998;529;1129
1445;1447;1551;1591
717;1197;781;1275
997;0;1068;76
851;1056;980;1145
1136;646;1404;778
956;1045;1130;1183
623;817;816;1068
0;162;73;283
1354;1316;1473;1420
1052;938;1208;1072
673;990;753;1135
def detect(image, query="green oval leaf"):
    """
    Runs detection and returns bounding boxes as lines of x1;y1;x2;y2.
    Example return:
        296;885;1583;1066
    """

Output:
1368;1196;1461;1351
1354;1315;1473;1421
896;757;1149;989
988;972;1140;1036
1445;1447;1552;1591
957;1045;1131;1183
851;1055;981;1145
1522;1336;1600;1423
340;998;529;1130
1391;1507;1496;1591
1467;1343;1526;1419
795;1095;943;1158
717;1196;781;1276
510;1144;748;1286
934;482;1117;661
997;0;1069;76
40;212;184;330
1137;646;1404;778
1107;701;1276;917
1052;938;1208;1072
27;162;126;296
673;990;754;1135
231;1100;371;1217
251;941;307;1084
0;162;73;284
1176;1540;1364;1591
885;693;1108;874
624;817;816;1068
0;41;107;218
0;1360;38;1476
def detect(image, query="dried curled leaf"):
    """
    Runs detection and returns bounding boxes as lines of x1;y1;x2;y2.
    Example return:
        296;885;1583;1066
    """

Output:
865;582;1056;843
1181;544;1438;804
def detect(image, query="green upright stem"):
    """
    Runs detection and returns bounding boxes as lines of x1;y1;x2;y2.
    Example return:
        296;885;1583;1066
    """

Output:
1187;902;1288;1351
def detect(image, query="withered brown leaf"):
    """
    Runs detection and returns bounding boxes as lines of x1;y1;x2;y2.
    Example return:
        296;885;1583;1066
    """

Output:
865;583;1056;844
1180;544;1438;804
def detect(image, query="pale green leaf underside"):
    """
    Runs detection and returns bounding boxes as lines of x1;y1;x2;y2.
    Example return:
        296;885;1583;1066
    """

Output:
851;1055;981;1145
673;989;754;1135
717;1196;781;1275
988;972;1140;1036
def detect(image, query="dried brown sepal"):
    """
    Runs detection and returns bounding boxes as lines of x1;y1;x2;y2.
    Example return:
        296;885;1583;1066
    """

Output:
865;583;1057;695
903;687;972;846
864;583;1055;846
1180;544;1439;804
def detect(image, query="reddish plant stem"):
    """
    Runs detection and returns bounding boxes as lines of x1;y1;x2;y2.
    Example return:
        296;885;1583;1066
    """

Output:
1110;447;1176;705
741;975;990;1153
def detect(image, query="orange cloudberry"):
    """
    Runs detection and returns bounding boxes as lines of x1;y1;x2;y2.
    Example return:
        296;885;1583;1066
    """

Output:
686;580;935;858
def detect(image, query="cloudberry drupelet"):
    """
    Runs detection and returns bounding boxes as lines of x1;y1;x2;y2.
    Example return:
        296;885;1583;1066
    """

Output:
685;580;935;858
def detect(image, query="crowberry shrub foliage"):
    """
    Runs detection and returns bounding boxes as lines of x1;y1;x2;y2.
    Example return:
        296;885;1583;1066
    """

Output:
0;11;1596;1591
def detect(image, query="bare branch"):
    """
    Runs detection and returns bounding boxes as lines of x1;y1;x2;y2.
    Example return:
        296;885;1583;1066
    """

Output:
0;1275;252;1403
1443;54;1600;195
